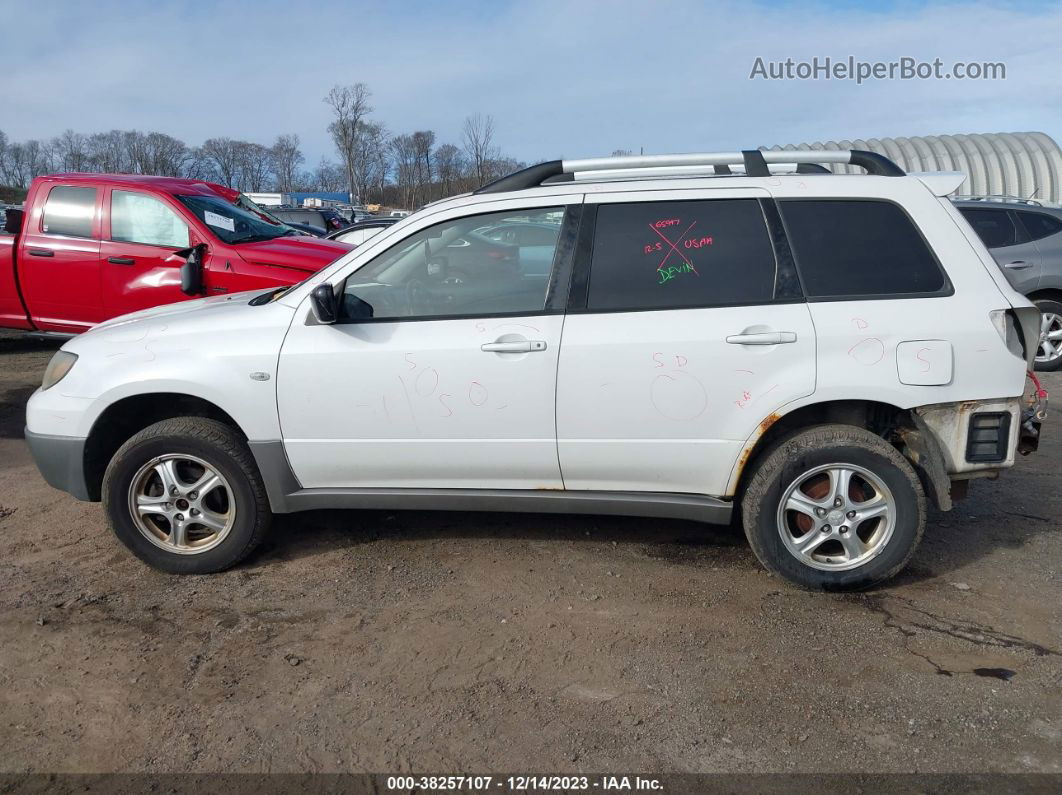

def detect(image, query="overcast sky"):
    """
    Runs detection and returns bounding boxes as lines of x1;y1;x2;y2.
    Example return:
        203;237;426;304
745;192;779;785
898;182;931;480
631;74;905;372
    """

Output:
2;0;1061;165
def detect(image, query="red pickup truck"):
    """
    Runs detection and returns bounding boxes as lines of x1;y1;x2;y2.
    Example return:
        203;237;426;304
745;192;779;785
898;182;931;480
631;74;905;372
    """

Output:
0;174;352;334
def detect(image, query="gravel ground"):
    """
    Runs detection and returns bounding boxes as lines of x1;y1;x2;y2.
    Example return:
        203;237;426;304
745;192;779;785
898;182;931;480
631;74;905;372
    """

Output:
0;330;1060;775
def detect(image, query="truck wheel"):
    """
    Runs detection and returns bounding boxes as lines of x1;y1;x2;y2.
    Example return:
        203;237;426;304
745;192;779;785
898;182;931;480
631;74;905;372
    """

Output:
102;418;271;574
741;424;925;591
1033;299;1062;372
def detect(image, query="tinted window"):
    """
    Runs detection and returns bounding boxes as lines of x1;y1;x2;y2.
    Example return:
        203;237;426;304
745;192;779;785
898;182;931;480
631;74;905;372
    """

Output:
41;186;96;238
339;206;563;321
782;200;946;298
959;207;1020;248
110;190;189;248
586;199;777;311
1017;211;1062;242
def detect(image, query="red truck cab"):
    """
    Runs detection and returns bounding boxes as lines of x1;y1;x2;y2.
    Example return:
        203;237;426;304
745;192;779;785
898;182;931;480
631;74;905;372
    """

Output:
0;174;352;334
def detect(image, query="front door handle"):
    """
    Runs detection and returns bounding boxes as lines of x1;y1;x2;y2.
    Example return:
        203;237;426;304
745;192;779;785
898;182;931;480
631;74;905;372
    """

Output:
27;248;54;257
725;331;798;345
107;256;136;265
1003;260;1033;270
481;340;548;353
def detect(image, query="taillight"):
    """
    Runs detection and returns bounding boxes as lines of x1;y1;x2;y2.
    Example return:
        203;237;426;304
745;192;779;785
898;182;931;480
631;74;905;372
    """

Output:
989;309;1026;360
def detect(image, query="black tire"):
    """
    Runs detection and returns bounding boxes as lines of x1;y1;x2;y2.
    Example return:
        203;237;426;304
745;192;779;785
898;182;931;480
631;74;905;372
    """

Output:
741;424;925;591
102;418;271;574
1032;299;1062;372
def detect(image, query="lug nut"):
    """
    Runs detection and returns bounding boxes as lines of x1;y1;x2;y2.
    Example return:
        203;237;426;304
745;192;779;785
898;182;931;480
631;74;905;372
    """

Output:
834;497;843;507
175;513;184;522
847;510;856;519
170;486;178;496
190;509;199;516
189;491;198;500
822;524;831;533
816;507;827;517
840;525;849;534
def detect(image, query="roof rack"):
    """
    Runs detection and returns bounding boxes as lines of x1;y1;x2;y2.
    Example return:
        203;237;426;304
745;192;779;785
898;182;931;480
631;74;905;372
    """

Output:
952;194;1043;206
474;149;905;194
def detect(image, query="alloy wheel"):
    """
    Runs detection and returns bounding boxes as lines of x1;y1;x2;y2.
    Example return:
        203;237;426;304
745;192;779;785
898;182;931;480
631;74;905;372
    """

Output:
776;463;896;571
127;454;236;554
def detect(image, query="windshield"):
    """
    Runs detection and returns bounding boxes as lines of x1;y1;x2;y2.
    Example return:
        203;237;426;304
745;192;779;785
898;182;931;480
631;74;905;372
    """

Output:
175;194;293;244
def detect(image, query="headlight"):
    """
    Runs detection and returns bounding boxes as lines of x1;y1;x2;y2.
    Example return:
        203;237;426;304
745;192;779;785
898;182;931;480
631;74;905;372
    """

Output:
42;351;78;391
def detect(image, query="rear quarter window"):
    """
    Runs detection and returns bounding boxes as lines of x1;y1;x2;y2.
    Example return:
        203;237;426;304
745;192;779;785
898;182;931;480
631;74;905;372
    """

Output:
780;199;949;299
1017;210;1062;242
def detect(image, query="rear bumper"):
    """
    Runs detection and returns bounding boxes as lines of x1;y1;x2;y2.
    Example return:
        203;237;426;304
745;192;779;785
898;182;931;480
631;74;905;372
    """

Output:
24;428;91;501
916;397;1025;477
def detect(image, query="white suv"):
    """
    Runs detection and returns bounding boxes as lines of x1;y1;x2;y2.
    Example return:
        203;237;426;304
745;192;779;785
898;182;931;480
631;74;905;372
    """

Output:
25;149;1046;589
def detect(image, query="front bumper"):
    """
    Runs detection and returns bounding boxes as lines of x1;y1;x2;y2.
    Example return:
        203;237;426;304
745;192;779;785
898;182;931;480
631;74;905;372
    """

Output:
24;428;91;501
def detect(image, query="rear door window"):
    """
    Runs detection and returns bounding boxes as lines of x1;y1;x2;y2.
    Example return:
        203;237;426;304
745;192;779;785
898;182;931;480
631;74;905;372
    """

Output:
781;199;948;299
585;199;778;311
41;186;97;238
959;207;1022;249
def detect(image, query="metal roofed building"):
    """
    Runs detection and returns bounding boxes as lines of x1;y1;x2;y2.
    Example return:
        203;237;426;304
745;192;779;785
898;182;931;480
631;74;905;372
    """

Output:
764;132;1062;203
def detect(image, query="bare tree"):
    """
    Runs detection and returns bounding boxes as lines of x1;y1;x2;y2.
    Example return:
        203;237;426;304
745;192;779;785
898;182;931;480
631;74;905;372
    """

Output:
433;143;464;197
411;130;435;204
0;130;8;184
311;158;346;192
4;140;49;187
270;134;303;193
236;141;273;191
350;121;389;204
389;134;419;209
50;130;89;172
462;113;497;185
324;83;373;201
140;132;189;176
199;137;242;187
86;130;130;173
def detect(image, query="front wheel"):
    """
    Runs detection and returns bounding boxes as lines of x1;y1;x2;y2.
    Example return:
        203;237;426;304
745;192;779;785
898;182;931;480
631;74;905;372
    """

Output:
741;424;926;590
102;418;271;573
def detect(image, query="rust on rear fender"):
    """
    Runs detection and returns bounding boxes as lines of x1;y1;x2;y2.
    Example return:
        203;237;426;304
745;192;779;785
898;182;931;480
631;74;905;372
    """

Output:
729;412;783;495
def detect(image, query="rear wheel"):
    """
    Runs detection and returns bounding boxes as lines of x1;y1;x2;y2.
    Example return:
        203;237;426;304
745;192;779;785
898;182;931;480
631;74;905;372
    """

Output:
1033;298;1062;372
102;418;271;573
741;424;925;590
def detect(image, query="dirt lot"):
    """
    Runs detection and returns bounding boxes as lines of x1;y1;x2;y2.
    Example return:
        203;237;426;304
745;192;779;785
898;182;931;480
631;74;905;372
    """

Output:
0;330;1060;776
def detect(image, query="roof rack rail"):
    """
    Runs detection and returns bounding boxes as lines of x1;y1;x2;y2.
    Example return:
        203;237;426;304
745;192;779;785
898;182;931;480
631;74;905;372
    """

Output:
952;194;1043;206
474;149;905;194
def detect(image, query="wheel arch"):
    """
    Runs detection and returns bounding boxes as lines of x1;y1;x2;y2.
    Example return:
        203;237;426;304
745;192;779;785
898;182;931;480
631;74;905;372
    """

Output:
1027;287;1062;303
83;392;248;501
727;399;953;512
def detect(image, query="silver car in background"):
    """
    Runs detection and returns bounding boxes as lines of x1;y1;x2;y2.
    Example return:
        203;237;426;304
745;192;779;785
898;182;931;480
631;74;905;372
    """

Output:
954;196;1062;371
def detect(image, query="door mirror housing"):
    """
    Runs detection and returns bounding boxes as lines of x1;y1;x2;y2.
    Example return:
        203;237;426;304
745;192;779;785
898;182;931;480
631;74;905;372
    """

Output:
175;243;207;296
310;283;339;325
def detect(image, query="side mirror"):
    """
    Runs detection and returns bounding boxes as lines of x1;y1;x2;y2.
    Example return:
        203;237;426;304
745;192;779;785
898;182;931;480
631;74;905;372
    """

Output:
3;209;24;235
310;283;339;325
178;243;207;296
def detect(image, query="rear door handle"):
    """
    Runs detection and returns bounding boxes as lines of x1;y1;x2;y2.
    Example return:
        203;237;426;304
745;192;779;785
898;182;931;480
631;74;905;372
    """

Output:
27;248;54;257
725;331;798;345
107;256;136;265
1003;260;1033;270
481;340;547;353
